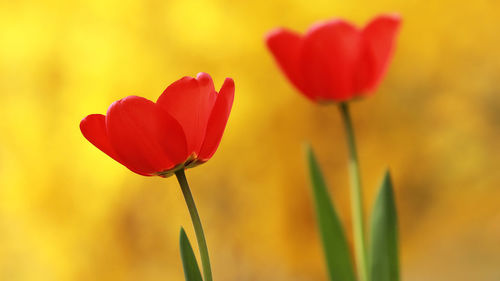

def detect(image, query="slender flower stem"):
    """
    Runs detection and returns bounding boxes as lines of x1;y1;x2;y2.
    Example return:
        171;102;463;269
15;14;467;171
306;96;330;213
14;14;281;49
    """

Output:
175;169;213;281
338;102;369;281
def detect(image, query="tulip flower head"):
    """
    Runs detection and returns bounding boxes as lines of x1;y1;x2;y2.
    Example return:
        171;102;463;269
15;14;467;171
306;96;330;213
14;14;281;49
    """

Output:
266;14;401;103
80;73;235;177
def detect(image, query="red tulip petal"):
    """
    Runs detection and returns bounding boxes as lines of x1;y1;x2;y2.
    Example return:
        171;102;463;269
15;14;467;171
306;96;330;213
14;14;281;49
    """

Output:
157;75;216;156
196;72;217;100
80;114;121;165
106;96;188;175
360;14;401;93
80;114;150;176
265;28;309;98
198;78;235;161
300;20;362;101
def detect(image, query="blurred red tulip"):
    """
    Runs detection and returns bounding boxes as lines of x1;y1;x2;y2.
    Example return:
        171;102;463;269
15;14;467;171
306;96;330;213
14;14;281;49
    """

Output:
266;14;401;102
80;73;235;177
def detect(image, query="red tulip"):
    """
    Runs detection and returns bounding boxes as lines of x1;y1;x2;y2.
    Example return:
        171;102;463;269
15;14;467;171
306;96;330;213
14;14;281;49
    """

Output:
266;14;401;102
80;73;235;177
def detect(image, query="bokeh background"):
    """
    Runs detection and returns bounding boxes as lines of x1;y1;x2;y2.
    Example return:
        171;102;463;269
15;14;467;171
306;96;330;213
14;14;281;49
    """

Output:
1;0;500;280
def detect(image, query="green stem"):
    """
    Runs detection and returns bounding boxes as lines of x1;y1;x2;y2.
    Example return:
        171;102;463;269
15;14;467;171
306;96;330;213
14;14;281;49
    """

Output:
338;102;369;281
175;169;213;281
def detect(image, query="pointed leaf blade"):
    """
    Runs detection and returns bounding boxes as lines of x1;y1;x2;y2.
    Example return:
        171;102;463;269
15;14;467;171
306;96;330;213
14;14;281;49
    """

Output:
306;144;356;281
369;171;399;281
179;227;203;281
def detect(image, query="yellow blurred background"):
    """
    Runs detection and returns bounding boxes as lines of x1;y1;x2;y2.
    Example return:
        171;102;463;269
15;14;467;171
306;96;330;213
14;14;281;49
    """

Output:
1;0;500;280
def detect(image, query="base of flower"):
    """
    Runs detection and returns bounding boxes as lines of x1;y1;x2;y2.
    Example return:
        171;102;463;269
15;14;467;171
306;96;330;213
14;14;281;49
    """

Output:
155;154;206;178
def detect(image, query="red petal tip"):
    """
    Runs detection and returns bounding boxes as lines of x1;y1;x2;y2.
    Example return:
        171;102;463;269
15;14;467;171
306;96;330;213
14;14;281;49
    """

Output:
378;13;402;22
306;18;355;36
196;72;214;88
196;72;211;80
220;77;235;93
265;28;289;44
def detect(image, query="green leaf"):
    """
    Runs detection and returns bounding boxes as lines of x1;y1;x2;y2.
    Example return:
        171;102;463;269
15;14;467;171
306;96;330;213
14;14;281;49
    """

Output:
369;170;399;281
305;144;356;281
179;227;203;281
